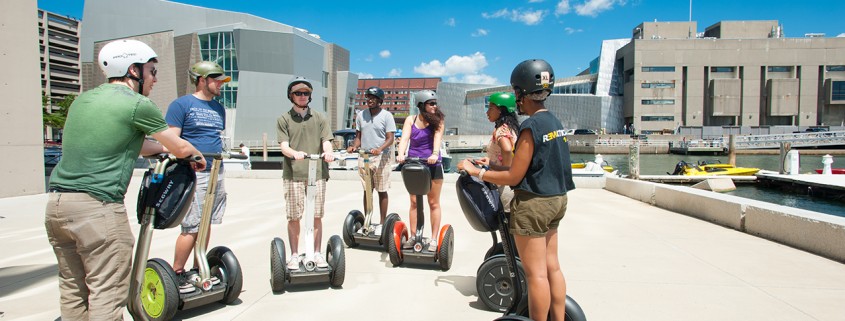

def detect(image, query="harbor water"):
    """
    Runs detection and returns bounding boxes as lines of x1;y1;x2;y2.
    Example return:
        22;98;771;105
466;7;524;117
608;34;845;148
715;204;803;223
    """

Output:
449;152;845;218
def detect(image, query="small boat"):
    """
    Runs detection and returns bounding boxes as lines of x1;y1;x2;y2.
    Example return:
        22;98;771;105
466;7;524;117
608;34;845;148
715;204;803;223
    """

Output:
570;154;618;177
669;160;760;176
814;168;845;174
571;162;614;172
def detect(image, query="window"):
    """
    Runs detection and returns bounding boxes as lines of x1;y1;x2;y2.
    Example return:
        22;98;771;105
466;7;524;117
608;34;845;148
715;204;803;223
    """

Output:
711;66;735;73
641;99;675;105
767;66;792;72
832;81;845;101
642;66;675;72
826;65;845;72
641;116;675;121
641;82;675;89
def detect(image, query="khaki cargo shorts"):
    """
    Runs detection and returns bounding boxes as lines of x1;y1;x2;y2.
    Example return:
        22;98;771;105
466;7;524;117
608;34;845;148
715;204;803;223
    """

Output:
358;152;393;192
509;191;568;237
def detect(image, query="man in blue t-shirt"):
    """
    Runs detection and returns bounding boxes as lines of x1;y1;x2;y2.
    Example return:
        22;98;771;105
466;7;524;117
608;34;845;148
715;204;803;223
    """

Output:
165;61;231;294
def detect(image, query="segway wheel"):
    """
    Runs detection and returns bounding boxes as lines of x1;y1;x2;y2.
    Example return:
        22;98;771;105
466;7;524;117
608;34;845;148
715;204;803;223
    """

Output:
387;222;406;266
342;210;364;248
484;242;504;261
380;213;401;250
139;258;179;321
564;295;588;321
207;246;243;304
437;225;454;271
476;255;526;313
327;235;346;287
270;237;287;293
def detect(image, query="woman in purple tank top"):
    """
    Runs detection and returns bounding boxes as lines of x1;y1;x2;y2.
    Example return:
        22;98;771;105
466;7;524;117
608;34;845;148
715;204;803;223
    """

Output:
396;90;445;251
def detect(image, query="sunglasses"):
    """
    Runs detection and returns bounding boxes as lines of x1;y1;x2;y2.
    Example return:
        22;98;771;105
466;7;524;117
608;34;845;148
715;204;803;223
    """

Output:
206;73;222;79
293;91;311;97
150;69;158;77
425;101;438;106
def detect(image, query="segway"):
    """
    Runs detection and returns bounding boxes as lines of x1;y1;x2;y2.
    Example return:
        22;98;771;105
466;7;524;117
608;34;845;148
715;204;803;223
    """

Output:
387;158;454;271
270;154;345;292
456;170;587;321
342;150;402;251
128;152;246;321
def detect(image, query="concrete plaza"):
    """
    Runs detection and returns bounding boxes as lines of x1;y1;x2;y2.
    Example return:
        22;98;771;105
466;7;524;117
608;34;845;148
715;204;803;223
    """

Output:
1;171;844;321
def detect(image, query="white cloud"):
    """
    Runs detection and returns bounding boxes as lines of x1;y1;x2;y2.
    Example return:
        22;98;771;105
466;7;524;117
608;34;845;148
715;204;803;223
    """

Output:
471;29;489;37
575;0;626;17
482;8;547;26
445;17;456;27
453;74;499;85
388;68;402;77
379;50;391;58
414;52;499;85
564;27;583;34
414;52;489;77
555;0;571;16
364;55;374;62
356;72;374;79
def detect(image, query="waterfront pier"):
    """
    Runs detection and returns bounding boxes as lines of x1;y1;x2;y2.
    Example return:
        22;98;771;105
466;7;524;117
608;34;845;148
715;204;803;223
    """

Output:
2;172;844;321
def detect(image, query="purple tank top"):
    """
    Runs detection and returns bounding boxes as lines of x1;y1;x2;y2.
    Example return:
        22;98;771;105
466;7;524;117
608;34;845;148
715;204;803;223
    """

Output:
408;117;442;163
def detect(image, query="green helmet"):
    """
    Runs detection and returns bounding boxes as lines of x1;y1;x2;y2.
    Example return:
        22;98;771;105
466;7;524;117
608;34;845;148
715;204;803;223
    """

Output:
189;61;230;84
487;92;516;113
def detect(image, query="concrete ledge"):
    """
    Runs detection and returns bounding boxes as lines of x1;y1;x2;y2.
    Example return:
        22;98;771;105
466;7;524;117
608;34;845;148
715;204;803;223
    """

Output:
605;176;845;263
745;205;845;263
653;184;744;230
606;176;656;203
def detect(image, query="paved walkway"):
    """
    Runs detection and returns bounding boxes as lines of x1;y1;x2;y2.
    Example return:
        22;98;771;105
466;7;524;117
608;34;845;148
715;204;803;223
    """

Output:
1;174;844;321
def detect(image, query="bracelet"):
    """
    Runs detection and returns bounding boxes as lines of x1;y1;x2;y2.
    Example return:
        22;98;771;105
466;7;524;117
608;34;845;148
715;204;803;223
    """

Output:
478;168;486;181
431;150;439;157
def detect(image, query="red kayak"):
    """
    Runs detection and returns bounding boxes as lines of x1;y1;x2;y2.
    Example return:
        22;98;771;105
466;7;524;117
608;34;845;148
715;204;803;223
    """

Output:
815;168;845;174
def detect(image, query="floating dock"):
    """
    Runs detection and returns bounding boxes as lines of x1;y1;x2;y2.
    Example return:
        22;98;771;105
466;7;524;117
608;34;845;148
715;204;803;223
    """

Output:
755;170;845;201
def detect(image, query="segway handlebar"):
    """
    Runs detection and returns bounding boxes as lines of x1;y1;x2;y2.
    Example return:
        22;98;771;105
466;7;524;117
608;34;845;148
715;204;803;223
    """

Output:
200;152;249;160
143;153;204;163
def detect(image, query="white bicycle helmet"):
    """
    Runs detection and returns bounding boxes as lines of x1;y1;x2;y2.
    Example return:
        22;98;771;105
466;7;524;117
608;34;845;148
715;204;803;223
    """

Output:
98;39;158;78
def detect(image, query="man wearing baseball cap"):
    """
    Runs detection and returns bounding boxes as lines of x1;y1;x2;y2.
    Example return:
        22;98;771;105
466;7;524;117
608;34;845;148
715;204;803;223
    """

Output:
165;61;232;293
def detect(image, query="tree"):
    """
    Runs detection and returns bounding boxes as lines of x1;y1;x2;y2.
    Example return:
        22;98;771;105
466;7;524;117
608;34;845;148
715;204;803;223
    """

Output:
42;93;75;129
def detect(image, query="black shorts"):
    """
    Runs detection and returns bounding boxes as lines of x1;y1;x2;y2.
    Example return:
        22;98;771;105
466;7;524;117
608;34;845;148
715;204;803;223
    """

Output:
429;164;444;180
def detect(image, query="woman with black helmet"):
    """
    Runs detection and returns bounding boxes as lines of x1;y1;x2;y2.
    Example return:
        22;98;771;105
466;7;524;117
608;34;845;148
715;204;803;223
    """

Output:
459;59;575;321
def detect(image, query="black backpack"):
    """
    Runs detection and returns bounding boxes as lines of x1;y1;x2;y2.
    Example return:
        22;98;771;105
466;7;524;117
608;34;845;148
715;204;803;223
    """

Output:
455;173;502;232
136;160;196;229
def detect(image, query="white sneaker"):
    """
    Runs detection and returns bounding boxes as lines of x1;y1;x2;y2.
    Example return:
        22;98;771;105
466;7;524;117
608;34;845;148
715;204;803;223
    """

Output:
428;240;438;252
313;252;329;268
287;254;301;270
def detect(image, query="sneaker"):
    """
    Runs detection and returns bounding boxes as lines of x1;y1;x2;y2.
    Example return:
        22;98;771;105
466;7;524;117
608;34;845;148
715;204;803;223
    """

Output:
428;240;438;252
177;270;197;294
287;254;301;270
313;252;329;268
189;268;220;285
403;236;416;249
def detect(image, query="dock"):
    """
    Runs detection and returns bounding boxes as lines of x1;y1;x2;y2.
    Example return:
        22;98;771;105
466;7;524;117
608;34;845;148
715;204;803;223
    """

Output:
638;174;758;184
756;170;845;201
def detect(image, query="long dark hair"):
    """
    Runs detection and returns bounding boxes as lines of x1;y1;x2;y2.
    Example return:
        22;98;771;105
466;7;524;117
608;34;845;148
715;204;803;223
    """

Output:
494;106;520;133
417;103;445;129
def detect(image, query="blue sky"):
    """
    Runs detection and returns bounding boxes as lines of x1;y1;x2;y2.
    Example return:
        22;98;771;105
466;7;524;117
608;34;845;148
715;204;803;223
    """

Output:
39;0;845;85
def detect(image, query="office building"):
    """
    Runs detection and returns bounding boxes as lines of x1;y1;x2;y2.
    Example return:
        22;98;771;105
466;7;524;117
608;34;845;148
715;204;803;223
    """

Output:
80;0;357;147
618;20;845;134
38;9;82;141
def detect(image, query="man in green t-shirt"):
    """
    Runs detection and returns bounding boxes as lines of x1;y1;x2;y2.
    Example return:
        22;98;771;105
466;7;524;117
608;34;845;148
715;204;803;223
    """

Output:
45;39;205;320
276;77;335;271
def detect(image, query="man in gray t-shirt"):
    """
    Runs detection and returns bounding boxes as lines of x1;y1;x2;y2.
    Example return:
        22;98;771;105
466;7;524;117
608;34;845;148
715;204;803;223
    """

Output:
347;86;396;225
